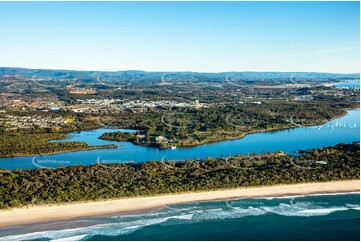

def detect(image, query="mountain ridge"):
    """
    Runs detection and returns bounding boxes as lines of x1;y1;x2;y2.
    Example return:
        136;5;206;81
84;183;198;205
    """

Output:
0;67;359;80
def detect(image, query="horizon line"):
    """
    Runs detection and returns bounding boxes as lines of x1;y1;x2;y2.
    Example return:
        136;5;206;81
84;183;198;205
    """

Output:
1;66;360;75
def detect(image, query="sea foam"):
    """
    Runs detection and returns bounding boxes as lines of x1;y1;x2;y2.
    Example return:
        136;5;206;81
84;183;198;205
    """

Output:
1;194;359;241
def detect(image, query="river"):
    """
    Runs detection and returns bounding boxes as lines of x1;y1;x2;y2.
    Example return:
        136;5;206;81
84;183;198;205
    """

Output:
0;108;359;170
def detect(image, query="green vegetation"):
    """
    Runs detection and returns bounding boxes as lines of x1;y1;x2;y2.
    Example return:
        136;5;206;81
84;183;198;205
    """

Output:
0;99;358;156
0;111;114;157
99;100;358;148
0;130;117;157
0;142;359;209
100;131;137;142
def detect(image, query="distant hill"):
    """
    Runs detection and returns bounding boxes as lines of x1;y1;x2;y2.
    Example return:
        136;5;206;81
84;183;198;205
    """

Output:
0;67;359;82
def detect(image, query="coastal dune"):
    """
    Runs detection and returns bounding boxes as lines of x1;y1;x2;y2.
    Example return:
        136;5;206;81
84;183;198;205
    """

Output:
0;180;359;228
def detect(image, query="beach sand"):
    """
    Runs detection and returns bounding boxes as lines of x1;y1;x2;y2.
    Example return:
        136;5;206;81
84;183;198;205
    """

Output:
0;180;359;228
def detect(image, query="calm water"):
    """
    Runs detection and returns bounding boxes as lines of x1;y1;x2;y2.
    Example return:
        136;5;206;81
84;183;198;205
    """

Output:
0;193;359;241
0;109;359;170
331;80;360;89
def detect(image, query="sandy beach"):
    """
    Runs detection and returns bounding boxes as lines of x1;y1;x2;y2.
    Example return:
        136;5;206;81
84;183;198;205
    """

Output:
0;180;359;228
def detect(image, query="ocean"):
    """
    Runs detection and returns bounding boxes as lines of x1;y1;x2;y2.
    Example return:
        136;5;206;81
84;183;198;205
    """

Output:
331;80;360;89
0;193;359;241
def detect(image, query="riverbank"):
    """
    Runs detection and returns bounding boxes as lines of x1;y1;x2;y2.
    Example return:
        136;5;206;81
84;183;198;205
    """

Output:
0;180;359;228
0;144;119;158
99;115;347;150
100;105;360;150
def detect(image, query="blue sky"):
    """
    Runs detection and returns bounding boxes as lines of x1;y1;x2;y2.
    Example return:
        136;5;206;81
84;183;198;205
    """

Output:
0;1;359;73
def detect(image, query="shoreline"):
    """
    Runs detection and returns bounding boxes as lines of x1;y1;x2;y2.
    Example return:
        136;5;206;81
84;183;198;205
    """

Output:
1;107;358;160
0;144;119;159
323;79;360;87
95;106;360;150
0;180;359;228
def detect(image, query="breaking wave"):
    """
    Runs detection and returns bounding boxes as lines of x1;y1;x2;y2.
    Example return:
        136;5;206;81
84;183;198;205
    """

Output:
0;193;359;241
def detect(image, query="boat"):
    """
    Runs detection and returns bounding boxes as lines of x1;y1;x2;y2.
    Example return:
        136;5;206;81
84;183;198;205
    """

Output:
171;146;177;150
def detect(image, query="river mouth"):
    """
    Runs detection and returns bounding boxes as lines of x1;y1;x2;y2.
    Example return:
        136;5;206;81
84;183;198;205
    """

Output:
0;109;359;170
